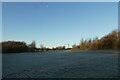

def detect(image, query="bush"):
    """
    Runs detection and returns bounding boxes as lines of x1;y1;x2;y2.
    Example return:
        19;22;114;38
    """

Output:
1;41;29;53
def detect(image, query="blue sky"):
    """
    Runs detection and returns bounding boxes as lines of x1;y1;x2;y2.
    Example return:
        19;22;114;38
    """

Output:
2;2;118;48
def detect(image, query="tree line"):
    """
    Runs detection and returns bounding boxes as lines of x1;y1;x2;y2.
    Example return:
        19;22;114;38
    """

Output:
72;30;120;50
1;40;70;53
1;29;120;53
1;41;29;53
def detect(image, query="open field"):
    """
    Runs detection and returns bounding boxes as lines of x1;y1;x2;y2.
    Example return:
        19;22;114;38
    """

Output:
2;50;118;78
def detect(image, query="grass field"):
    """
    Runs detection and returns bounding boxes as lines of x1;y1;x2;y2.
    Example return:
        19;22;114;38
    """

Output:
2;50;118;78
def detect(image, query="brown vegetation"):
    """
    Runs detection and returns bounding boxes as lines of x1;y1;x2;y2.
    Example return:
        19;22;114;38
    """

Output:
1;30;119;53
1;41;29;53
72;30;119;50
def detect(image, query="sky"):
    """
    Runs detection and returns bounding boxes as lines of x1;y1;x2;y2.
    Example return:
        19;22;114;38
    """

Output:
2;2;118;48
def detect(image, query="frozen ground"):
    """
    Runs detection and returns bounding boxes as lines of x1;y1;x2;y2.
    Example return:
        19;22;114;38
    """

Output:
2;50;118;78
